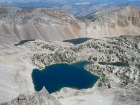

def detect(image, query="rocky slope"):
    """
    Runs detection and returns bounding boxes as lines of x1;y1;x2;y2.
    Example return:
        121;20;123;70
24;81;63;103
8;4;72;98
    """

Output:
0;4;140;45
0;6;85;45
1;87;61;105
84;5;140;37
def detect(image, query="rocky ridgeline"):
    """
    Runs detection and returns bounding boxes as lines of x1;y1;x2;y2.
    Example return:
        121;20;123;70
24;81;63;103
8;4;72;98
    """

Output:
91;5;140;27
1;4;140;45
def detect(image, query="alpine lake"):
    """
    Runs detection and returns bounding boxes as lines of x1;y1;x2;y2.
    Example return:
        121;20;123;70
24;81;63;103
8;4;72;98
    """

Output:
32;61;99;94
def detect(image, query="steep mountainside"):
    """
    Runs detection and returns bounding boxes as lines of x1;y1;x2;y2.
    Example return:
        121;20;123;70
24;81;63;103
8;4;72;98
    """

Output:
84;5;140;37
80;7;119;21
0;7;85;45
0;4;140;44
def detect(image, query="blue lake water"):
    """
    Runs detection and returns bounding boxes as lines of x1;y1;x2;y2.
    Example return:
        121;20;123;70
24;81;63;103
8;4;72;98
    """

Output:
63;38;92;44
98;62;127;66
32;61;98;94
15;39;35;46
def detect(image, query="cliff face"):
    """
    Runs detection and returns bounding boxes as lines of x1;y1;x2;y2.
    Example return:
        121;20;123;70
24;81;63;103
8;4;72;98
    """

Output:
0;5;140;45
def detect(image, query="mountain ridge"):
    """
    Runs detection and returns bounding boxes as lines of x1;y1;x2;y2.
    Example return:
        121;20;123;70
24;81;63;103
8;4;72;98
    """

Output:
0;4;140;45
84;4;140;37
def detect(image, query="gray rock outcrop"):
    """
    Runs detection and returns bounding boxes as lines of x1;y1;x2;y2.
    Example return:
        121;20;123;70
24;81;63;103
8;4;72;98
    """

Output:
1;87;61;105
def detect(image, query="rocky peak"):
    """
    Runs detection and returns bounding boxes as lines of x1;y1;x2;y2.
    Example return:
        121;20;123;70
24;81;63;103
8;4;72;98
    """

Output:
117;4;140;15
0;8;10;19
122;4;138;9
0;87;61;105
14;7;78;25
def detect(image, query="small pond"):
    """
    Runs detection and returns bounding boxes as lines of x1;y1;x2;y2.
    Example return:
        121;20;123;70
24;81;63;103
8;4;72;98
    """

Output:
63;38;92;44
14;39;35;46
98;62;127;66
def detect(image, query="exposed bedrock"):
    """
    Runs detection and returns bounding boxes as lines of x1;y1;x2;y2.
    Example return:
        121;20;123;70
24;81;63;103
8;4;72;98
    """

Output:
1;87;61;105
